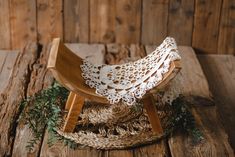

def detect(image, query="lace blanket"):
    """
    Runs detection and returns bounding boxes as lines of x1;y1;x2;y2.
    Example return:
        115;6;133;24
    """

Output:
80;37;181;105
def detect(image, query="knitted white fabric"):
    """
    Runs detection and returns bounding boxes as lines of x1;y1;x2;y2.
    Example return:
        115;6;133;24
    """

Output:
80;37;181;105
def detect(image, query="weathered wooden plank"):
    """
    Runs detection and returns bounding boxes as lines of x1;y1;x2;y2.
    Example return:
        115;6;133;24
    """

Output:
12;44;54;157
104;150;134;157
134;141;169;157
0;51;18;93
116;0;141;44
198;55;235;151
90;0;115;43
10;0;37;49
39;43;105;157
12;125;40;157
192;0;222;54
0;43;38;156
167;47;234;157
0;0;11;49
64;0;89;43
0;52;7;71
218;0;235;54
170;47;210;97
129;44;146;60
105;44;129;65
106;43;147;64
40;136;103;157
141;0;169;45
168;0;194;45
65;43;105;64
37;0;63;45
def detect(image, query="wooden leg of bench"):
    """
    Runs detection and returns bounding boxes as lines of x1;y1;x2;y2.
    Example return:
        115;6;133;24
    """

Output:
65;92;76;111
63;92;85;132
143;95;163;135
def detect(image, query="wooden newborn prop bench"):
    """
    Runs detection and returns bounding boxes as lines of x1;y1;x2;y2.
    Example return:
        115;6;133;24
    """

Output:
47;38;181;136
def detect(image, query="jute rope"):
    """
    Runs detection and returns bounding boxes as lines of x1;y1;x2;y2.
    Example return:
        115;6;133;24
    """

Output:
56;93;174;149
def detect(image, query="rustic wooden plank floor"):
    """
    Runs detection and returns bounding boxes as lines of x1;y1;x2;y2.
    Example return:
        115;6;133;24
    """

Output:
198;55;235;151
0;44;234;157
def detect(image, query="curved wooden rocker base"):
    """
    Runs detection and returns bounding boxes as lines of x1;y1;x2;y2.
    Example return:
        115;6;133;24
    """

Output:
47;38;181;136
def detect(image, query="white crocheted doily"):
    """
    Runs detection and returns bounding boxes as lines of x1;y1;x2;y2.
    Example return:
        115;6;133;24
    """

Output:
80;37;181;105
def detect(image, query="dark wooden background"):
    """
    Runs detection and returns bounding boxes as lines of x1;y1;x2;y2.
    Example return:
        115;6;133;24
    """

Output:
0;0;234;54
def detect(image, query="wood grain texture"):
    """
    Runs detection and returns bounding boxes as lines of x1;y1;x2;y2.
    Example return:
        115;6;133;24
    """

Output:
168;47;234;157
40;137;103;157
198;55;235;151
0;0;11;49
218;0;235;54
64;0;89;43
63;93;85;132
0;51;18;93
104;150;133;157
116;0;141;44
65;92;76;110
192;0;222;54
172;47;210;97
37;0;63;45
0;0;234;54
0;43;38;156
143;96;163;135
168;0;194;45
105;44;130;65
10;0;37;49
134;141;169;157
142;0;169;45
12;44;54;157
12;125;39;157
65;43;105;64
90;0;115;43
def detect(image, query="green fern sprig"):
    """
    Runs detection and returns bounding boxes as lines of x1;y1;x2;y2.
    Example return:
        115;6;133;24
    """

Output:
168;95;204;143
19;81;79;151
